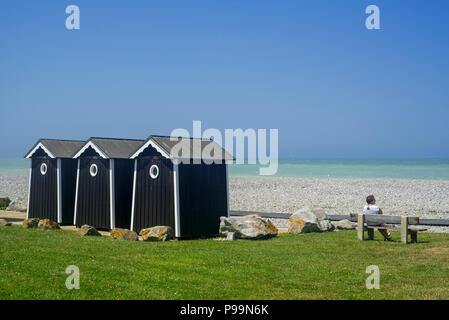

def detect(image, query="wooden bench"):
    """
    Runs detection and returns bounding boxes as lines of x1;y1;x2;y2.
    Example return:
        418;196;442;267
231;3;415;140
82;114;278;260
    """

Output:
350;213;427;244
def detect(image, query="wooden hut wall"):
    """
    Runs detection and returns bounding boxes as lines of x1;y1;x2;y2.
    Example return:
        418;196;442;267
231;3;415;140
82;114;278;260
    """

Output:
28;156;58;221
60;159;78;224
75;156;111;229
113;159;134;229
132;156;175;233
177;162;228;238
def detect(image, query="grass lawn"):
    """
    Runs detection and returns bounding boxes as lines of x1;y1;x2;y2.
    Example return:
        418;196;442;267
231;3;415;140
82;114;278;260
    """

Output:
1;225;449;299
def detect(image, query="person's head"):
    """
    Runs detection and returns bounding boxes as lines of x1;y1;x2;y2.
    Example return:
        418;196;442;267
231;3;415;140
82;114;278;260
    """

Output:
366;195;376;205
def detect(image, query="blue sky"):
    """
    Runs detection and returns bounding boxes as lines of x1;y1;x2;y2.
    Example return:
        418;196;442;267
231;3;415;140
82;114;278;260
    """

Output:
1;0;448;158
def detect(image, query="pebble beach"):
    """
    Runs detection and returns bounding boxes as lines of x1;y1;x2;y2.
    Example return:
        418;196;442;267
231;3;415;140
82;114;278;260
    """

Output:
2;174;449;232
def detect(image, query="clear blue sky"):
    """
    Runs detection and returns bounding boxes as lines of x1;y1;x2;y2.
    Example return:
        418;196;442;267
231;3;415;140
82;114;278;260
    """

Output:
1;0;448;158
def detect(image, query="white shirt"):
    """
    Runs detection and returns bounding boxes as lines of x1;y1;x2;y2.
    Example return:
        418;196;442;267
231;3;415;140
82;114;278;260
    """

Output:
363;205;380;214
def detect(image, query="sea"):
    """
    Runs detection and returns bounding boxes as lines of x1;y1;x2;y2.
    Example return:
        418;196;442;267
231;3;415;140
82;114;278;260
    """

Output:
1;158;449;180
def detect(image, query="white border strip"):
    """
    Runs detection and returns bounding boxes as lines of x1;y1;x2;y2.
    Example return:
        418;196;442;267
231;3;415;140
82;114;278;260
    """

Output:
109;159;116;229
130;139;170;159
173;164;181;238
130;159;138;231
73;159;80;225
226;164;230;218
73;141;108;159
26;161;32;219
57;159;62;223
25;142;55;159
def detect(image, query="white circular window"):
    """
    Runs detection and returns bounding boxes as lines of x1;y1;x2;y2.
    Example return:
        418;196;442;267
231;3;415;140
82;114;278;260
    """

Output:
90;164;98;177
40;163;47;176
149;164;159;179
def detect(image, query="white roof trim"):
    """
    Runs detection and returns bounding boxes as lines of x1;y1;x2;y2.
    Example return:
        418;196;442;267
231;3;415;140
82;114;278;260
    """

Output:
73;141;108;159
25;142;56;159
130;139;170;159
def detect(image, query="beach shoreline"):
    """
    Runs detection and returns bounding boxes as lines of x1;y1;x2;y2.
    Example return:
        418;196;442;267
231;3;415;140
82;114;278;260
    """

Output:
2;174;449;219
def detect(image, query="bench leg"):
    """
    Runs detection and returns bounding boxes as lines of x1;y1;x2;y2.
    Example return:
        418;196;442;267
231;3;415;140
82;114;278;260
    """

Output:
367;228;374;240
410;231;418;243
357;214;365;240
401;216;409;244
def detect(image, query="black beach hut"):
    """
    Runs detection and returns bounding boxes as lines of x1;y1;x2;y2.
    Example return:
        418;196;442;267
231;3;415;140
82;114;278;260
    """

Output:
129;136;234;238
24;139;85;224
73;137;144;230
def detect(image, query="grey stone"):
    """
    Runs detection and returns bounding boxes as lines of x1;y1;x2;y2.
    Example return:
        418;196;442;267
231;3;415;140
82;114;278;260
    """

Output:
226;232;235;241
110;228;138;241
6;197;27;212
0;218;12;226
22;218;40;228
332;219;356;230
38;219;61;230
219;215;278;240
0;197;11;208
78;225;101;236
288;207;334;234
140;226;173;241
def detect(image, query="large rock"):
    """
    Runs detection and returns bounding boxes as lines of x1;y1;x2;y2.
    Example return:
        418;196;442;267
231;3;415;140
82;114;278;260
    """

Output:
110;228;138;241
38;219;61;230
78;225;101;236
0;218;12;226
22;218;40;228
332;219;356;230
0;197;11;208
140;226;173;241
6;197;27;212
288;207;334;234
219;215;278;240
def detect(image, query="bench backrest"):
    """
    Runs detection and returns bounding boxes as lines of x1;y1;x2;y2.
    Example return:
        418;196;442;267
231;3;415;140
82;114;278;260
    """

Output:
349;213;419;225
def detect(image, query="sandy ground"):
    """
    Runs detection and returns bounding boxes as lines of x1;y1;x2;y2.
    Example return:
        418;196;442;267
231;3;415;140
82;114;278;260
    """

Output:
0;211;110;235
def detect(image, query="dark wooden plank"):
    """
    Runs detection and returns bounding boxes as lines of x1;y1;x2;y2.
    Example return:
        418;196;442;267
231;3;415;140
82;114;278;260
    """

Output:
230;210;289;219
179;161;227;238
28;157;58;221
133;156;175;234
349;213;420;225
418;218;449;226
230;211;449;227
61;158;77;225
76;158;110;229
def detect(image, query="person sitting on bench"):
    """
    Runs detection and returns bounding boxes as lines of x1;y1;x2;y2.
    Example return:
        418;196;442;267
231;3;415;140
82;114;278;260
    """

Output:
363;195;392;241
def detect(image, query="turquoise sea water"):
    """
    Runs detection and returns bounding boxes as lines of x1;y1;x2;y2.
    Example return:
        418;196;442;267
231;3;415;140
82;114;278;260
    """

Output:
0;159;29;175
229;159;449;180
1;158;449;180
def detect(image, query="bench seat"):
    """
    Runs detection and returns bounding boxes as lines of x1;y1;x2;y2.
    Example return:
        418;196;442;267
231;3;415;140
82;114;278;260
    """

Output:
356;214;426;244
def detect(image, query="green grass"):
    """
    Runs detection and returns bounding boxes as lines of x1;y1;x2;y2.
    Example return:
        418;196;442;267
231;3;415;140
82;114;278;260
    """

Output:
1;226;449;299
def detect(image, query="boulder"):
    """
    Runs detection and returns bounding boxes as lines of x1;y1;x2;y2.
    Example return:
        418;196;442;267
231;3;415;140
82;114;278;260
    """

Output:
0;197;11;208
22;218;40;228
38;219;61;230
6;197;27;212
219;215;278;240
226;232;235;241
110;228;138;241
140;226;173;241
0;218;12;226
332;219;356;230
78;225;101;236
288;207;334;234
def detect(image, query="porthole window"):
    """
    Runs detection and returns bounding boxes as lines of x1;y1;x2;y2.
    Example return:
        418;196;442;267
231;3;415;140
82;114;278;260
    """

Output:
40;163;47;176
149;164;159;179
90;164;98;177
